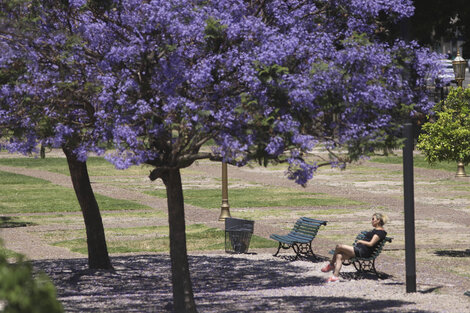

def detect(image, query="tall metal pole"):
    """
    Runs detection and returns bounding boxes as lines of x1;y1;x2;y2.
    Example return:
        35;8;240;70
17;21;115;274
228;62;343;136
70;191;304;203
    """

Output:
453;50;467;177
218;162;231;221
398;14;417;293
403;122;416;293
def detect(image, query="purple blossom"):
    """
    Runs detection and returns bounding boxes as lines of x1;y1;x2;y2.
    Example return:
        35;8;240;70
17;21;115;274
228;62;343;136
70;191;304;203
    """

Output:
0;0;441;185
286;158;318;187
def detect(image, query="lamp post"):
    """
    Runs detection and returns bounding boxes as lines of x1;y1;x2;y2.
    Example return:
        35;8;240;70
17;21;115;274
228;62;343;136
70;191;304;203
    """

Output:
452;49;467;177
218;162;232;221
452;49;466;88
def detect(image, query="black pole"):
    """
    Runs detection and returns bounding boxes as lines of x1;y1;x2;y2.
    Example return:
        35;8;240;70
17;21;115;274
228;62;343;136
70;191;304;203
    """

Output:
403;122;416;293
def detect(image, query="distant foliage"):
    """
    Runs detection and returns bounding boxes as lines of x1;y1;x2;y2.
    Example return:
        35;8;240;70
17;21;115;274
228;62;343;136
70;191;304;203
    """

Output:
0;244;63;313
417;87;470;165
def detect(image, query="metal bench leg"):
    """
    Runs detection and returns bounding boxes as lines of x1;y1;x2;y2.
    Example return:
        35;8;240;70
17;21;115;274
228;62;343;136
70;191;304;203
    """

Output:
292;244;301;260
306;242;315;259
353;261;361;272
351;261;361;279
273;242;282;257
371;259;379;278
273;242;294;257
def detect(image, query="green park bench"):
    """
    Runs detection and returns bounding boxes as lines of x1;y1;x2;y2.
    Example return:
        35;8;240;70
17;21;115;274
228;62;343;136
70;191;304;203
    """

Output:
270;217;327;260
330;230;393;278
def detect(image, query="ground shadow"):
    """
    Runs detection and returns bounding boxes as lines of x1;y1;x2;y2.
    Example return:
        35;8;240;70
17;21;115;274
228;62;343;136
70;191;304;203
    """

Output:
276;254;393;281
0;216;34;228
434;249;470;257
420;286;444;294
340;271;392;281
33;254;428;312
275;253;329;263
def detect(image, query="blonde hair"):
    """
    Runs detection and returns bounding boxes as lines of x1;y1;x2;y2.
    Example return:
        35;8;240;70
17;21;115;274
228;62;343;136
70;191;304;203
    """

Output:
373;213;389;226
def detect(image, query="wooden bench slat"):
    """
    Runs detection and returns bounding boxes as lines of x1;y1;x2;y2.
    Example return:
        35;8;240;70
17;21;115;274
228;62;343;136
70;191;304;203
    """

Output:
270;217;327;260
271;233;313;244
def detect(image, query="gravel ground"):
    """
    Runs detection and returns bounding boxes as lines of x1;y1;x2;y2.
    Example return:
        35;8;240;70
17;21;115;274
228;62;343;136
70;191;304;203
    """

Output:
32;253;470;312
2;150;470;312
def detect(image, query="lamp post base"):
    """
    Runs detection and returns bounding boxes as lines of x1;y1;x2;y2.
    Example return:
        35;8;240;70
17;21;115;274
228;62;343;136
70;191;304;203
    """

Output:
456;162;467;177
218;203;231;221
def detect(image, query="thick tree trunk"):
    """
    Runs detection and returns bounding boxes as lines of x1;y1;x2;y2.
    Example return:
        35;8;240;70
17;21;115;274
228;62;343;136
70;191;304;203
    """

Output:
164;168;197;312
63;148;113;269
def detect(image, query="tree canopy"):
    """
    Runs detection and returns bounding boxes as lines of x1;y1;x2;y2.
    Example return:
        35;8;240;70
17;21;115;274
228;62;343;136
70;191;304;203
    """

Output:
0;0;443;182
0;0;113;269
417;87;470;165
0;0;444;311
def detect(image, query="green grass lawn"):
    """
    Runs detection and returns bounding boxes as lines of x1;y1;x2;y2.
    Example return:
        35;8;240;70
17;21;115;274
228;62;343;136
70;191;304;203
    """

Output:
0;154;460;176
0;156;152;176
146;187;364;209
370;155;459;172
0;171;150;213
49;224;276;254
0;246;23;259
0;155;371;256
2;211;168;227
231;207;367;221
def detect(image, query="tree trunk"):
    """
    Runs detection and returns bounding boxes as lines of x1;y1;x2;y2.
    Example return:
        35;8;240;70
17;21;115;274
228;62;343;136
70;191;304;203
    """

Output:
40;145;45;159
164;168;197;312
63;148;113;269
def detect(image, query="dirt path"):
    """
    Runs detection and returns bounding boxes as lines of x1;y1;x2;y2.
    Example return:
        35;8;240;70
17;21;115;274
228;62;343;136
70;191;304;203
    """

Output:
0;164;279;258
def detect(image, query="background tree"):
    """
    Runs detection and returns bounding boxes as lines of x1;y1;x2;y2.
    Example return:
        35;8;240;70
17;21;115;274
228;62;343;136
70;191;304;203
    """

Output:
0;0;112;269
417;87;470;168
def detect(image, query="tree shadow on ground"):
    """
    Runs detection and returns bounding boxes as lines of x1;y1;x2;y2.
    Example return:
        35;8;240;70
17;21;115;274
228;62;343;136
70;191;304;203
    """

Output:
434;249;470;257
0;216;34;228
33;254;429;313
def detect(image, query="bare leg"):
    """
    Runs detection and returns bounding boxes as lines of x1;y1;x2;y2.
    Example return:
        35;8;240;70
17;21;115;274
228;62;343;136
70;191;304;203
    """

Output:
330;244;355;277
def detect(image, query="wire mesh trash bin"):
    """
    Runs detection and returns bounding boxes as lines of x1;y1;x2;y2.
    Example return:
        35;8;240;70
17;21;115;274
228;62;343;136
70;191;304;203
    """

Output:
225;218;254;254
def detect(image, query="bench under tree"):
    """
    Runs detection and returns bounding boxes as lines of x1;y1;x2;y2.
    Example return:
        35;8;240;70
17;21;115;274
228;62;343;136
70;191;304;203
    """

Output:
330;230;393;278
270;217;327;260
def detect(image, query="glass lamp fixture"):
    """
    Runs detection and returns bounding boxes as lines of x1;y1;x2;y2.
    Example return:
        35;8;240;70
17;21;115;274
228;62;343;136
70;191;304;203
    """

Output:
453;49;466;87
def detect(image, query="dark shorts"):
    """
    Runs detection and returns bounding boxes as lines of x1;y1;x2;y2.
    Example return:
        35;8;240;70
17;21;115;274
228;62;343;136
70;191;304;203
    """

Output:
354;245;371;258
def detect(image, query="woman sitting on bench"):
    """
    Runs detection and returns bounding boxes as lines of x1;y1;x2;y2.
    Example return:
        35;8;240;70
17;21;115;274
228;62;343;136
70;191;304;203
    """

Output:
321;213;388;283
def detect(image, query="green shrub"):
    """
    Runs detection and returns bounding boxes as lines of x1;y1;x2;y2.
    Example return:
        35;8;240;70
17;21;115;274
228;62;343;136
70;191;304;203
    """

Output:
418;87;470;165
0;244;63;313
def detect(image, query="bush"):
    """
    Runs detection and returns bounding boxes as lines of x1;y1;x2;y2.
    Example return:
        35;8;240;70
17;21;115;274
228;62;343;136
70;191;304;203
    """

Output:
417;87;470;165
0;244;63;313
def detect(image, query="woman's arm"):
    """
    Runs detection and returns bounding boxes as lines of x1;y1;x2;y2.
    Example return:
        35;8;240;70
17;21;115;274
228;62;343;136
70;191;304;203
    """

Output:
356;234;381;247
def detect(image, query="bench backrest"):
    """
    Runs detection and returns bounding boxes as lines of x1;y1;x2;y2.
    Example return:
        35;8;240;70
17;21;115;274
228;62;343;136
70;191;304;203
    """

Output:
354;230;392;259
299;217;328;226
292;217;327;237
370;236;392;258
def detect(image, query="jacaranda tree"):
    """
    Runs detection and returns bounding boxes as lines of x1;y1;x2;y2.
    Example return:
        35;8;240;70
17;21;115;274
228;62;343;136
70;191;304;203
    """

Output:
1;0;442;311
0;0;113;269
